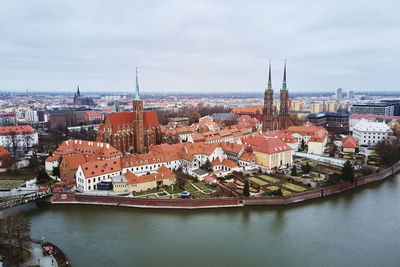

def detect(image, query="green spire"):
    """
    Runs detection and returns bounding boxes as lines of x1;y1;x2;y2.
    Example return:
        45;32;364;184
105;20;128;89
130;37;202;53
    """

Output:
267;60;272;91
282;59;287;91
135;67;141;101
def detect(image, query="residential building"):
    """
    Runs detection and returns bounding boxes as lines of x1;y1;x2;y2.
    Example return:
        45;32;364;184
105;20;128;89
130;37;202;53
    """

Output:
349;114;400;131
0;113;17;126
336;88;343;99
326;101;338;112
0;126;38;152
311;102;323;114
347;90;354;98
292;100;304;111
252;138;293;170
352;119;393;146
342;135;359;153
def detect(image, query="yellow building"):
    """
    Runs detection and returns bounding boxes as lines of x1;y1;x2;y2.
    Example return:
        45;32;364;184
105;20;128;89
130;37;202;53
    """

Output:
292;101;304;111
123;166;176;193
326;101;338;112
252;138;293;170
311;102;323;113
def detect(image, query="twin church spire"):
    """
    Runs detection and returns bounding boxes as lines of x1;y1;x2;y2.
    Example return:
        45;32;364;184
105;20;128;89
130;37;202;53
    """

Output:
266;60;287;91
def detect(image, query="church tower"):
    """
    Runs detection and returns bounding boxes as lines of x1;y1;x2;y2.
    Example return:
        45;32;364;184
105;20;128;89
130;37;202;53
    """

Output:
279;60;290;130
132;68;145;153
263;61;274;132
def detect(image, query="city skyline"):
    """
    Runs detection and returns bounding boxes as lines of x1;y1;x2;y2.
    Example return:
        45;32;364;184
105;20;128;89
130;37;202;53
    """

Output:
1;0;400;93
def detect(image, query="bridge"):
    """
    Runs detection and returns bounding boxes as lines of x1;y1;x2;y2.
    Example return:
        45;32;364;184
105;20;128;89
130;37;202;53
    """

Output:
0;190;52;210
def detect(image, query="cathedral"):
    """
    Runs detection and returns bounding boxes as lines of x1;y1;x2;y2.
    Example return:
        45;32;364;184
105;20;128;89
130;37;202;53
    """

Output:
73;86;81;105
262;61;291;132
97;69;161;154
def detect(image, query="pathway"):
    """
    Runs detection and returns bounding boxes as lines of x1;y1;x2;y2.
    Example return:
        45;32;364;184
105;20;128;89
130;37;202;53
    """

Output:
22;242;58;267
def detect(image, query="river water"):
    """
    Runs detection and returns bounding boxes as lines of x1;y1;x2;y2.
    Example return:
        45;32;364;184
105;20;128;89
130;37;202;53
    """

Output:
22;173;400;267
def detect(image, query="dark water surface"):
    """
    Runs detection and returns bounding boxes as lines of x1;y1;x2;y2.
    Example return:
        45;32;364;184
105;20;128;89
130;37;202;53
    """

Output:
23;174;400;267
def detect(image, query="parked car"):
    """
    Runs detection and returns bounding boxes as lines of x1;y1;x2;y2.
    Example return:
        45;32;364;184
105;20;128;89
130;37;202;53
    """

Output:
180;191;191;199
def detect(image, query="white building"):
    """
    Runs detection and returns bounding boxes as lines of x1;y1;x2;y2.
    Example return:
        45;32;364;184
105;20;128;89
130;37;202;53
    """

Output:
352;119;392;146
0;126;38;151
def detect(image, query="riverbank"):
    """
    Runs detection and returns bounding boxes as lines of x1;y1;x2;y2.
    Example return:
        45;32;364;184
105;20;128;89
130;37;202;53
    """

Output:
52;161;400;209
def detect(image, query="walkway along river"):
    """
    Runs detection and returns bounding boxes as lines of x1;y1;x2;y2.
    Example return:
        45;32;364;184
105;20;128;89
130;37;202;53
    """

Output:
22;170;400;267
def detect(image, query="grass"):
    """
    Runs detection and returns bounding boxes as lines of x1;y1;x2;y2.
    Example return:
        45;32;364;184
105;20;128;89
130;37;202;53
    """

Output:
257;175;281;183
133;188;160;196
164;186;181;194
235;189;243;195
266;185;280;191
193;181;210;190
248;177;269;186
184;182;197;192
0;170;36;181
235;180;245;186
192;191;206;198
282;189;292;195
249;187;258;193
282;183;307;192
0;180;25;190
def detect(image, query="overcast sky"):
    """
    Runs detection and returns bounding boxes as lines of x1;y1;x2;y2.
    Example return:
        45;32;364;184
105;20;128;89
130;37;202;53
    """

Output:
1;0;399;94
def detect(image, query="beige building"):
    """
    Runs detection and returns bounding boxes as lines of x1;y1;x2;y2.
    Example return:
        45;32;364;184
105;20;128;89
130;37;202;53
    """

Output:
124;166;176;193
326;101;338;112
311;102;323;114
292;101;304;111
252;138;293;170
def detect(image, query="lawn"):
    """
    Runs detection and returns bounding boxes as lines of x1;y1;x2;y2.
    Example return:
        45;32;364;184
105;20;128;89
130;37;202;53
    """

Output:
0;170;36;181
248;177;269;186
164;186;181;194
0;180;25;190
249;187;259;193
133;188;160;196
282;183;307;192
192;191;207;198
193;181;211;190
235;180;244;186
266;185;280;191
282;189;292;196
257;175;281;183
184;182;197;192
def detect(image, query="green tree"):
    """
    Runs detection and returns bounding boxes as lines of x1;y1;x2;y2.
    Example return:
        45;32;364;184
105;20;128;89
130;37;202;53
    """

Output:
327;173;340;186
291;165;297;176
52;166;60;177
341;160;354;182
243;180;250;197
203;159;213;171
301;163;311;174
37;169;51;184
301;139;305;150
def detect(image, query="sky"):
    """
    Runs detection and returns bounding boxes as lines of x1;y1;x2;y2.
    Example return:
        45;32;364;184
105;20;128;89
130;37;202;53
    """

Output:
1;0;400;94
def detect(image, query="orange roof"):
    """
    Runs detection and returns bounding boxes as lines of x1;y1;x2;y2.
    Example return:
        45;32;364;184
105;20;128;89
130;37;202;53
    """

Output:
238;152;255;162
80;158;122;178
211;158;239;168
45;155;60;162
204;175;217;182
0;145;10;156
125;166;176;185
232;105;263;115
219;142;243;154
143;110;160;129
0;125;35;135
253;138;292;154
191;133;205;142
63;154;87;170
342;135;359;148
54;139;122;158
149;143;185;152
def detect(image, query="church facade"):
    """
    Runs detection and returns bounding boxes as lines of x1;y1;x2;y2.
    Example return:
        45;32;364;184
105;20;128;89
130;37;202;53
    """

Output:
97;70;161;154
262;61;291;132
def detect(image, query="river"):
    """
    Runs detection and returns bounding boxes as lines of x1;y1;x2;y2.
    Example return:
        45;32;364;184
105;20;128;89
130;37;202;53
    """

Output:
22;173;400;267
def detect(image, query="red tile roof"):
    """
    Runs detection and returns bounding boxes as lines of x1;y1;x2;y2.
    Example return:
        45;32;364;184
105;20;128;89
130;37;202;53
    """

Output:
0;145;9;156
125;166;176;185
253;138;292;154
0;125;35;135
211;158;239;168
232;105;263;115
238;152;255;162
64;154;87;170
54;139;122;158
80;158;122;178
45;155;60;162
342;135;359;148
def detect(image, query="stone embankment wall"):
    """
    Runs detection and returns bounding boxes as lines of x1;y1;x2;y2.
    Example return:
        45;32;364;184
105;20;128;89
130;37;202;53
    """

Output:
52;161;400;208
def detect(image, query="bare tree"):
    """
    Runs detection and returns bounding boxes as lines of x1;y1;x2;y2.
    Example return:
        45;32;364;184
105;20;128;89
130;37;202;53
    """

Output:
0;212;31;266
21;130;34;153
5;130;19;174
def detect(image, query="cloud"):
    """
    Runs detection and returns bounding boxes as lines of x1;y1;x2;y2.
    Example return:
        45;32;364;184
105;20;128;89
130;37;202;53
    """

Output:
0;0;399;93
